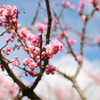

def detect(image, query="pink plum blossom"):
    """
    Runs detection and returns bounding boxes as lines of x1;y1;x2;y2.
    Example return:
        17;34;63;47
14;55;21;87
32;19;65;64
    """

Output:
68;39;77;45
70;5;75;10
77;55;83;62
28;69;38;77
18;27;28;38
11;60;20;66
46;65;56;75
35;22;45;33
80;15;86;20
0;64;5;71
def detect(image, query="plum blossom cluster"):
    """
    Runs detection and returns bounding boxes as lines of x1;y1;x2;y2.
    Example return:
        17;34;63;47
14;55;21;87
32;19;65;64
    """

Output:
44;39;63;57
57;31;69;41
0;4;64;77
17;27;64;76
23;39;63;76
2;23;64;77
77;0;87;20
22;39;63;76
68;39;77;46
22;57;38;77
35;22;48;33
67;51;83;62
11;56;20;66
90;0;100;11
52;18;59;31
0;5;20;32
5;34;15;43
46;64;56;75
6;47;12;55
61;1;75;10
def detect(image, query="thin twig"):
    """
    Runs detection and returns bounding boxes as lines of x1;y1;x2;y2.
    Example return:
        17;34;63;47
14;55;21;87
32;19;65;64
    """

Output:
31;0;41;34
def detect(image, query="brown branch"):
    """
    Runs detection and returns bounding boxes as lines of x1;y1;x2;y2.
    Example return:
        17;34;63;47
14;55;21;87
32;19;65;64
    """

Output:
31;0;41;34
57;69;86;100
0;54;41;100
1;54;40;76
72;79;86;100
12;90;23;100
58;7;64;18
54;11;78;62
0;54;26;90
30;0;52;90
13;88;41;100
45;0;52;45
74;7;97;79
0;28;10;36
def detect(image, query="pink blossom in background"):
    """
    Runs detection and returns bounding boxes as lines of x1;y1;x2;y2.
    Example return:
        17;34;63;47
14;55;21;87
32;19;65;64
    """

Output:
50;33;54;37
60;31;69;39
53;18;59;24
57;35;62;41
15;56;18;59
52;23;57;30
68;39;77;45
64;25;70;31
90;0;100;12
61;1;66;6
90;0;98;6
66;50;71;54
78;33;87;42
53;2;59;6
77;55;83;62
94;34;100;45
70;5;75;10
35;22;45;33
0;77;19;99
66;2;71;7
57;31;69;42
80;15;86;20
87;72;100;85
61;1;71;8
96;6;100;11
55;87;66;100
77;0;87;15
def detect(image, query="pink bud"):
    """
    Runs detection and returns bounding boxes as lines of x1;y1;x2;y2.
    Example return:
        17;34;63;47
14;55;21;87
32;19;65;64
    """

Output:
80;15;86;20
6;38;10;43
70;5;75;10
77;55;83;62
15;56;18;59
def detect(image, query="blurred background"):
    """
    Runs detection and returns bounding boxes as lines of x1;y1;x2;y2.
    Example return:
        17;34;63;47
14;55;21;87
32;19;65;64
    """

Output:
0;0;100;100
